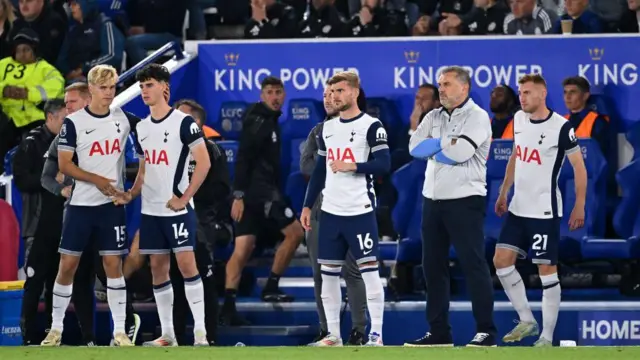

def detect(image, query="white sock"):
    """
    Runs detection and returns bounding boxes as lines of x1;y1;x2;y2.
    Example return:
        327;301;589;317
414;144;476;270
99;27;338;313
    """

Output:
107;277;127;335
496;266;535;323
184;275;206;335
540;273;561;342
51;282;73;332
153;280;175;338
320;265;342;338
360;265;384;336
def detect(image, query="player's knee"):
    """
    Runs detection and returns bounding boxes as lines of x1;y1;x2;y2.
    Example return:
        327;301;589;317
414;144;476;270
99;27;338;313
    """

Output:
320;264;342;276
493;248;516;269
537;264;557;276
58;254;80;281
149;254;170;276
232;237;255;259
283;222;304;243
175;252;198;277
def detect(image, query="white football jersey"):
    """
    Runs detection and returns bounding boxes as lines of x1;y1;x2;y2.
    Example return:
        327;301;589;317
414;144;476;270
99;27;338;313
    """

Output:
508;110;580;219
58;107;136;206
134;109;204;217
317;113;389;216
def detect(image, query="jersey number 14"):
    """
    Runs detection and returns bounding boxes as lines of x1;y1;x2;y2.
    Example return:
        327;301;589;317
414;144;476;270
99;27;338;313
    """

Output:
172;223;189;239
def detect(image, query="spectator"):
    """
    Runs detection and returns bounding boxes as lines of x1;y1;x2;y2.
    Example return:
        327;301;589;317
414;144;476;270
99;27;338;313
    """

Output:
409;0;474;36
561;76;609;155
56;0;125;82
552;0;604;34
504;0;556;35
174;99;222;140
299;0;349;37
245;0;298;39
0;28;64;164
455;0;510;35
125;0;187;65
490;84;519;139
590;0;628;29
0;0;16;57
346;0;409;36
10;0;66;64
619;0;639;32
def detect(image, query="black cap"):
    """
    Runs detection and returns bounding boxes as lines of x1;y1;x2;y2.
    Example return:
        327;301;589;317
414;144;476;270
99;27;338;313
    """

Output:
12;28;39;55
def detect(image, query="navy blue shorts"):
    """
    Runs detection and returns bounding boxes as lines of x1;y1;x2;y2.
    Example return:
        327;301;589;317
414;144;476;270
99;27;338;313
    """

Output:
497;212;561;265
59;203;128;256
317;211;379;265
139;210;197;254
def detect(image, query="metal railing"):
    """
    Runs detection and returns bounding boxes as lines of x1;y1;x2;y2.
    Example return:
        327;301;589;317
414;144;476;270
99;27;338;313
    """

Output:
117;41;185;86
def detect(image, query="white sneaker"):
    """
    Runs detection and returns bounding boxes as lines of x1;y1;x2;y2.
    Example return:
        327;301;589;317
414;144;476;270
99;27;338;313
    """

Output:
40;329;62;347
143;335;178;347
311;334;343;347
364;332;383;346
194;330;208;346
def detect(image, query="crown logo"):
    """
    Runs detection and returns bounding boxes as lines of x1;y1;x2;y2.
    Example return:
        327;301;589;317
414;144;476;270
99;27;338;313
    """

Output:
589;48;604;61
404;51;419;64
225;53;239;66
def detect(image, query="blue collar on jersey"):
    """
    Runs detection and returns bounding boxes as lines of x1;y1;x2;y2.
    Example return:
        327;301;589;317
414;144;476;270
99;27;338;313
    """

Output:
440;96;471;116
339;111;365;123
530;108;554;124
85;105;110;118
151;108;174;124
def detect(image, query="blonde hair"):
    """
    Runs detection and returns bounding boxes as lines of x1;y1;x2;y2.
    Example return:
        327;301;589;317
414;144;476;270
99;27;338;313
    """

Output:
328;71;360;89
87;65;119;86
1;0;17;27
65;82;90;98
518;73;547;88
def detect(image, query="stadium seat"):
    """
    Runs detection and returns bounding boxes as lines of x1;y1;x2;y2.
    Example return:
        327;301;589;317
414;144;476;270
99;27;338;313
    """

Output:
612;160;640;239
280;99;323;185
217;101;249;140
216;140;239;180
284;171;307;216
581;238;639;260
485;140;512;241
366;97;404;150
3;146;18;175
391;160;426;239
288;138;306;173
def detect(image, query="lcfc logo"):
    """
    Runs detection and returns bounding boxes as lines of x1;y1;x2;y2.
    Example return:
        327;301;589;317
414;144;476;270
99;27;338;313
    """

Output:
404;51;419;64
225;53;239;66
589;48;604;61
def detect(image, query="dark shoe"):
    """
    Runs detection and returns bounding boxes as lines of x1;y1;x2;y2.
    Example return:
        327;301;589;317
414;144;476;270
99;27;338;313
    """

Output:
218;309;251;326
308;329;329;345
261;288;294;302
467;332;497;347
404;332;454;347
346;329;366;345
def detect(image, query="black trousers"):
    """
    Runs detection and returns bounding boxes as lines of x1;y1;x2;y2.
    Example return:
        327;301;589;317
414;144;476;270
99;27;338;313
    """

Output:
421;196;496;336
170;239;218;345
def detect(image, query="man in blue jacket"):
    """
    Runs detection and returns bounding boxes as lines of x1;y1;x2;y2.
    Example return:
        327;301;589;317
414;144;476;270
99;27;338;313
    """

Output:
57;0;125;81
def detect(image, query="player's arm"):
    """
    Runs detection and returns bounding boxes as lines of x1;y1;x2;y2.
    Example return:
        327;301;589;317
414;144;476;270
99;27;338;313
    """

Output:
41;137;65;196
179;116;211;203
57;119;111;186
435;110;491;165
127;121;146;199
354;121;390;176
562;123;587;208
300;124;321;177
303;134;328;209
498;144;517;199
409;110;440;158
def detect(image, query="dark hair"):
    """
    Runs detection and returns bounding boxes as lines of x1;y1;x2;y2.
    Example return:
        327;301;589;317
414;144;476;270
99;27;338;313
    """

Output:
518;73;547;88
135;63;170;83
419;83;439;101
261;76;284;90
500;84;520;106
174;99;206;123
562;76;590;93
44;99;66;116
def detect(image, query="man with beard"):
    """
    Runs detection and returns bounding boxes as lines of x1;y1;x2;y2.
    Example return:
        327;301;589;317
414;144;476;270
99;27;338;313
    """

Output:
490;84;519;139
300;82;369;346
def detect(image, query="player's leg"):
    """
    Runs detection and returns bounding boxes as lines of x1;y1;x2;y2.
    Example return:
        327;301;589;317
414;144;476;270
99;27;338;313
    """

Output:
531;218;561;347
494;213;538;343
170;211;208;346
264;201;304;302
138;215;177;347
342;250;368;345
345;212;384;346
306;205;328;343
311;211;346;347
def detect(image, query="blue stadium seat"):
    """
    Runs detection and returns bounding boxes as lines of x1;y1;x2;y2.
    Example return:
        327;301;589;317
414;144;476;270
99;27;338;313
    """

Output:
392;94;414;126
366;97;404;150
627;122;640;162
612;160;640;239
581;238;639;259
284;171;307;216
217;101;249;140
485;140;512;241
217;140;239;181
588;94;614;118
3;146;18;175
391;160;426;239
280;99;323;185
289;138;306;173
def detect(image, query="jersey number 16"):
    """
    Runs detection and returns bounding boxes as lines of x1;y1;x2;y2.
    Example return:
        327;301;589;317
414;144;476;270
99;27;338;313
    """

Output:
357;233;374;252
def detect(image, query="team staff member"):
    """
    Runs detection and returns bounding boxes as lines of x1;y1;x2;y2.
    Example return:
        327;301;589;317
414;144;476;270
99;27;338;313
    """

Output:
170;99;233;345
405;66;497;347
490;84;519;139
221;76;305;326
300;83;369;346
14;99;66;345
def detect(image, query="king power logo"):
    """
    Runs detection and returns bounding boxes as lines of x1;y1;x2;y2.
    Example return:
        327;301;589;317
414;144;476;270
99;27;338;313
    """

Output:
578;48;638;86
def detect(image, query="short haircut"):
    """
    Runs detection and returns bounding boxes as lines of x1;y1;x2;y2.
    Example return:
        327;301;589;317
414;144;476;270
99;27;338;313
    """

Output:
440;66;471;89
135;63;170;83
44;99;66;115
174;99;206;123
419;83;439;101
518;73;547;88
65;82;90;98
261;76;284;90
88;65;118;85
562;76;590;93
328;71;360;89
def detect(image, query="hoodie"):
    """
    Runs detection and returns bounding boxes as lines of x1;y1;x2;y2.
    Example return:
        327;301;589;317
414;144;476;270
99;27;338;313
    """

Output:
56;0;125;76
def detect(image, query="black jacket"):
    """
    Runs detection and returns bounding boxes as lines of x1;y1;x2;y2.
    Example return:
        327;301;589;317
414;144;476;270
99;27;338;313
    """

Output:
233;102;283;201
189;138;231;220
245;2;298;39
347;7;409;37
9;3;67;64
12;124;64;238
299;5;348;37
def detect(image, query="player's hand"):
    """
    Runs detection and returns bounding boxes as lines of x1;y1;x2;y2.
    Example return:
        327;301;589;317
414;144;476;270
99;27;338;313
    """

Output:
61;186;72;198
569;205;585;231
166;195;187;212
112;190;133;205
231;198;245;222
300;207;312;231
92;175;117;196
495;195;508;217
329;160;356;173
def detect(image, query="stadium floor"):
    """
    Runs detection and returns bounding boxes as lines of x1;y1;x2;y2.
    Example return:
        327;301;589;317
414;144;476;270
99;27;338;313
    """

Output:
2;347;640;360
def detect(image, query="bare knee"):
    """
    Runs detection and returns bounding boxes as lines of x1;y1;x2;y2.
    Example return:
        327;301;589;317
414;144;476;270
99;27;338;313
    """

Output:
230;236;255;264
538;264;557;276
57;254;80;284
149;254;170;282
175;251;198;278
282;221;304;245
102;255;123;278
493;248;517;269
